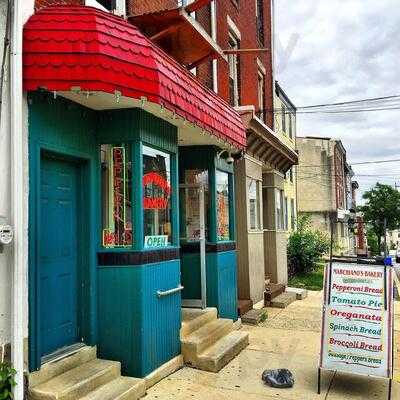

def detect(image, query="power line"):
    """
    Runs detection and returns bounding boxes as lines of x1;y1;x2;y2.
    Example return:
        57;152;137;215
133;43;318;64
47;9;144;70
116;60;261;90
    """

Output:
297;94;400;110
264;106;400;115
257;94;400;115
298;158;400;168
352;158;400;166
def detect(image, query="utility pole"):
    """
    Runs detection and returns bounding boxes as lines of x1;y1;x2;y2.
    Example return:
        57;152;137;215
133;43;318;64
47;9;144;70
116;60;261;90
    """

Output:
383;217;388;257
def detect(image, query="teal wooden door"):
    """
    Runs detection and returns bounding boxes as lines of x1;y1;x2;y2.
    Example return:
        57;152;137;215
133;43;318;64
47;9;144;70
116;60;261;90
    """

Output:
40;157;80;356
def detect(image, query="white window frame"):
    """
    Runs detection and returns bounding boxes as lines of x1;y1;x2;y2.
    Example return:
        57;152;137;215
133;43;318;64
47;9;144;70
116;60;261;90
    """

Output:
275;189;285;230
86;0;126;16
281;104;286;133
284;196;289;231
211;0;218;93
257;69;265;122
247;178;262;231
228;31;240;107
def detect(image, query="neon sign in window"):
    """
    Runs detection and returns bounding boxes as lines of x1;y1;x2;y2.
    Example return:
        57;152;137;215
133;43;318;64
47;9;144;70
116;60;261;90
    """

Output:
143;146;172;248
101;144;132;247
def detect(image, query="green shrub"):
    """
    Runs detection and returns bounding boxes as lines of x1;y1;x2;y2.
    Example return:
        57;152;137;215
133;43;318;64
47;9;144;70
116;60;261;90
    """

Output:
288;215;330;277
0;362;16;400
366;228;379;255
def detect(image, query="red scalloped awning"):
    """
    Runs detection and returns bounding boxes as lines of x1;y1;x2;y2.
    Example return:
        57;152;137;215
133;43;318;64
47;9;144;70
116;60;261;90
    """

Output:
23;5;246;149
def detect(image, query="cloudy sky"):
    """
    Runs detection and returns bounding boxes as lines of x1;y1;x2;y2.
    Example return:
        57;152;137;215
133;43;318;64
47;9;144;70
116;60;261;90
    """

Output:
275;0;400;202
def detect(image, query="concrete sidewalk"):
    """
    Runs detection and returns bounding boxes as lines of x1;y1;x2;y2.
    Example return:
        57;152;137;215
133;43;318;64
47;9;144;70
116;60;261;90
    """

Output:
143;291;400;399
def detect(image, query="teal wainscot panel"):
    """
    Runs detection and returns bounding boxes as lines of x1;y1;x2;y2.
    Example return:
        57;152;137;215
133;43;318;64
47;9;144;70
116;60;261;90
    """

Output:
97;260;181;377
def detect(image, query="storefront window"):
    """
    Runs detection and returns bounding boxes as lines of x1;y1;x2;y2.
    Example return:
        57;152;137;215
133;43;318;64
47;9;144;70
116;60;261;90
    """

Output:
101;144;132;247
275;189;285;230
216;170;230;241
248;178;261;230
143;146;172;248
182;169;209;241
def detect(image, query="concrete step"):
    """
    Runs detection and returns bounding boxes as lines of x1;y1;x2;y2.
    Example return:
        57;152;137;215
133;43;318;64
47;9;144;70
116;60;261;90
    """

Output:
29;359;120;400
79;377;146;400
241;308;268;325
182;319;233;364
196;331;249;372
264;283;286;305
237;299;253;316
270;292;297;308
29;346;97;388
181;308;218;339
286;287;308;300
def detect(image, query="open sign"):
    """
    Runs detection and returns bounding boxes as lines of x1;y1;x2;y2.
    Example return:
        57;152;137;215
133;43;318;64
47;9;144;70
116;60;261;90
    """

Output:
144;235;168;248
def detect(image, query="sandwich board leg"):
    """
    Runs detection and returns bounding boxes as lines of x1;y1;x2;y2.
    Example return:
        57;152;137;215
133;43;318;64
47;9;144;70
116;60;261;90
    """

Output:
388;378;392;400
317;368;321;394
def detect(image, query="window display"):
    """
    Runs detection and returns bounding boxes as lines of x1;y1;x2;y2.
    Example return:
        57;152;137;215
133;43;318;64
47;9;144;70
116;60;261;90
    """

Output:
181;169;209;241
143;146;172;248
101;144;132;247
216;170;230;241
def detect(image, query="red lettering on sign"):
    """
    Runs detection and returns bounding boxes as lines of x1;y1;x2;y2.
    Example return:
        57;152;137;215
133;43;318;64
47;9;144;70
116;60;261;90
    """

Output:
143;172;171;195
143;172;171;209
143;197;168;209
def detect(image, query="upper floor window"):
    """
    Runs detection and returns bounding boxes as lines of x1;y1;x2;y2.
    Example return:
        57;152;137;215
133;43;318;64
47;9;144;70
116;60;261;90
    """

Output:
290;198;296;230
90;0;125;15
281;104;286;133
257;70;266;122
256;0;265;46
228;31;240;107
288;113;293;139
284;196;289;231
289;167;294;183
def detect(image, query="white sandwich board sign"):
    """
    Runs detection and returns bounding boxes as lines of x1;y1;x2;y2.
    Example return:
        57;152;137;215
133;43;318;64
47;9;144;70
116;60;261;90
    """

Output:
319;262;394;383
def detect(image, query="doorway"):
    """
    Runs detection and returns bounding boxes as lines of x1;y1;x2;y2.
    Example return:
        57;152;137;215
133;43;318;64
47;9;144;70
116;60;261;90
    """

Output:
179;184;207;309
39;155;83;358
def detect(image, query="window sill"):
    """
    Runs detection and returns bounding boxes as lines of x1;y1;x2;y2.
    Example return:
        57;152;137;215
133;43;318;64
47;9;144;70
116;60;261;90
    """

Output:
98;246;179;252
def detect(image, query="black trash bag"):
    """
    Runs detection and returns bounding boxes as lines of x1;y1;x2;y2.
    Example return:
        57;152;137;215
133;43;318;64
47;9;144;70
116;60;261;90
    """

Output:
261;369;294;388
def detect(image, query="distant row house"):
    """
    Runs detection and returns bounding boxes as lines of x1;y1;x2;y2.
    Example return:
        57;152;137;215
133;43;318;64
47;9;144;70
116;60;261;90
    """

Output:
296;137;358;255
274;82;298;235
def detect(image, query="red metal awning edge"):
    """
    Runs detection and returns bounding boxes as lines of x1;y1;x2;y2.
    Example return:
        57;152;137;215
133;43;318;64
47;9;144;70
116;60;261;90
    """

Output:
23;5;246;150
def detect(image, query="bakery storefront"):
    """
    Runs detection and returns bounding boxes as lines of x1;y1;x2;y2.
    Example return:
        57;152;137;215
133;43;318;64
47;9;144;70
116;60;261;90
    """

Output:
24;6;246;378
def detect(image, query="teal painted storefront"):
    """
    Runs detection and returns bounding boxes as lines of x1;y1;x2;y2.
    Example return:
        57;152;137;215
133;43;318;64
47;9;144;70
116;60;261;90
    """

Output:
28;93;239;377
179;147;238;321
28;93;181;376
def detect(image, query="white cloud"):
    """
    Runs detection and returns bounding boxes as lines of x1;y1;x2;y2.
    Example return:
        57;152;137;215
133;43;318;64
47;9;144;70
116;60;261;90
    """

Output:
275;0;400;202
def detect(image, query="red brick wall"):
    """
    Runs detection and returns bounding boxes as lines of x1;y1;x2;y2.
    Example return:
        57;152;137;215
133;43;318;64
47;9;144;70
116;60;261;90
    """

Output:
127;0;178;16
196;4;213;89
213;0;273;129
35;0;83;9
127;1;273;129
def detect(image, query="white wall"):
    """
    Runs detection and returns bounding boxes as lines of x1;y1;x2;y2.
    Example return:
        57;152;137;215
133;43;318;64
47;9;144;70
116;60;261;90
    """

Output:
0;0;34;352
0;0;11;347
